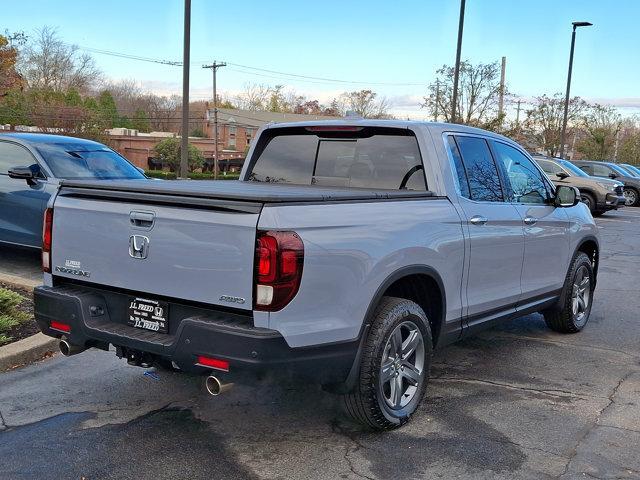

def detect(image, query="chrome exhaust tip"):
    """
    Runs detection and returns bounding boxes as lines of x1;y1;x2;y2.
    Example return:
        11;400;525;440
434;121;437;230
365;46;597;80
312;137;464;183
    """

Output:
204;375;232;396
59;338;87;357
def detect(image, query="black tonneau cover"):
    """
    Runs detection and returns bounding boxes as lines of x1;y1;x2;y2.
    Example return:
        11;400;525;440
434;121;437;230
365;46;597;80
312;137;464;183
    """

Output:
59;179;434;204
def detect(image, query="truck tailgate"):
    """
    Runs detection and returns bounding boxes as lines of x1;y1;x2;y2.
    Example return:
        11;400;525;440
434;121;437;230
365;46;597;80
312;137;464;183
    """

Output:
50;190;260;310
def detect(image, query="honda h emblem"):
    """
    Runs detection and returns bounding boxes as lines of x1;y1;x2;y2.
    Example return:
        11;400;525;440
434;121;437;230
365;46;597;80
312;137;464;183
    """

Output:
129;235;149;259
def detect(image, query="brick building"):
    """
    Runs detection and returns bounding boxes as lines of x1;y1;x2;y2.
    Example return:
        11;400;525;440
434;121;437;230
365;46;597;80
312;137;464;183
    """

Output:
108;108;339;171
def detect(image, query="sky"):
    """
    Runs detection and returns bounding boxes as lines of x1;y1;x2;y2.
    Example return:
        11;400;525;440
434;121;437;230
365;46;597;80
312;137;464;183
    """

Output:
3;0;640;119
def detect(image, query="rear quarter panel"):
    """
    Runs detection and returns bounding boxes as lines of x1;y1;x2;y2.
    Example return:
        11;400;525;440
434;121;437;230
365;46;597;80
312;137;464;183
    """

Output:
259;199;465;347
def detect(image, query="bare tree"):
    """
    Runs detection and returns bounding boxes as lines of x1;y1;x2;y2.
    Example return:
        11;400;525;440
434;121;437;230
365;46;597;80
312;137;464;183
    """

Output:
339;90;391;119
522;93;587;157
18;26;101;93
422;61;504;127
577;104;622;160
234;83;272;111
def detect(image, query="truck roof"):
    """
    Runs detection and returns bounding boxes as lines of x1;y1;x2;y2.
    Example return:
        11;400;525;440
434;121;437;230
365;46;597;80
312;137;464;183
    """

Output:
263;119;514;143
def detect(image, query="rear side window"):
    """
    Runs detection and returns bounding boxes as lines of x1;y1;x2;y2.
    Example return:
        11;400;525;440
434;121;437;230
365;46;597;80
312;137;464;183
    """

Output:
453;136;503;202
0;141;36;174
446;136;471;198
248;128;427;191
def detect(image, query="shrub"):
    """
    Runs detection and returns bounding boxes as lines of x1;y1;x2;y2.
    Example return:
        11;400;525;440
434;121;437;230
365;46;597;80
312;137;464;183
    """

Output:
152;137;204;172
0;288;30;345
145;170;177;180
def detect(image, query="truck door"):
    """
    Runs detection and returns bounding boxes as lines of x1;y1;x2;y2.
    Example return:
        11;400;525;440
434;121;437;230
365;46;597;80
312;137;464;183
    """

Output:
490;141;571;302
446;135;524;323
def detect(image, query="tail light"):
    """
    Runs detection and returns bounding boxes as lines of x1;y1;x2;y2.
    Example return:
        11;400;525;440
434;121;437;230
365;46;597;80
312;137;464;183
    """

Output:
254;231;304;311
42;208;53;273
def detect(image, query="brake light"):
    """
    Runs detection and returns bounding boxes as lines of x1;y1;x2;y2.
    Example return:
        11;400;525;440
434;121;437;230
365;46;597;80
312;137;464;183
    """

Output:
305;126;364;132
42;208;53;273
196;355;230;372
254;231;304;311
50;321;70;333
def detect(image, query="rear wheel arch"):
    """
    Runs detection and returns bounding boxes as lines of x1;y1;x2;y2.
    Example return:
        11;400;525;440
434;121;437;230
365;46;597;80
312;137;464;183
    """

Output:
576;237;599;283
336;266;446;393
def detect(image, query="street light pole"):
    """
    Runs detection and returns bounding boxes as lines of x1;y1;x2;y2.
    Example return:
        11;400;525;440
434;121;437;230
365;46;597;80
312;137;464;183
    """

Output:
559;21;592;159
451;0;466;123
179;0;191;178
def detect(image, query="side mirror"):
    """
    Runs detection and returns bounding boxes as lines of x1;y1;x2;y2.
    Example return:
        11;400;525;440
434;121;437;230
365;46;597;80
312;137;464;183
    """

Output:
554;185;580;208
8;165;38;180
608;172;618;179
556;171;569;179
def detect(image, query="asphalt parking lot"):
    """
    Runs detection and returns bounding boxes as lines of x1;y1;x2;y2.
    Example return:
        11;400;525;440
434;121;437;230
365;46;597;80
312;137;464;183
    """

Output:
1;208;639;480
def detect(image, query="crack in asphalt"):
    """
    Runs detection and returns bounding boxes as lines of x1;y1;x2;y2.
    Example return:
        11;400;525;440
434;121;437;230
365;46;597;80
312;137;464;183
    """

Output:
331;422;376;480
558;372;634;479
431;376;596;401
491;332;638;361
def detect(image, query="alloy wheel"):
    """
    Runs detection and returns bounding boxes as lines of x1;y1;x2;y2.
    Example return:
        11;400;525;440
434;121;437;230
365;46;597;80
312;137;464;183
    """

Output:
580;195;592;210
379;321;425;409
571;265;591;327
623;188;637;206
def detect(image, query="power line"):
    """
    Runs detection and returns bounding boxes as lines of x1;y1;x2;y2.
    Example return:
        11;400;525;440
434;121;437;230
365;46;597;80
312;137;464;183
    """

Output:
77;46;427;87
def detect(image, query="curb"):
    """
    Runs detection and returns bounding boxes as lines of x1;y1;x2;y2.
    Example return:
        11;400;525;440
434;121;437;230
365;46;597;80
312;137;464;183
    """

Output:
0;272;39;290
0;333;58;372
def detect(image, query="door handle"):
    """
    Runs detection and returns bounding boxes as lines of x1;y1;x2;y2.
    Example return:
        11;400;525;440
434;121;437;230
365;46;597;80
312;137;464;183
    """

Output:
523;216;538;226
469;215;488;226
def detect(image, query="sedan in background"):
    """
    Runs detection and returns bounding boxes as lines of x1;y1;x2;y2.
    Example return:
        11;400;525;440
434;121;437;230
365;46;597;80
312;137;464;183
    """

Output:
572;160;640;207
534;156;625;215
0;133;147;248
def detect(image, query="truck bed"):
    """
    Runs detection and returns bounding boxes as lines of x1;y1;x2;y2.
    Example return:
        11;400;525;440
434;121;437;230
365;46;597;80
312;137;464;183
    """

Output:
59;179;434;204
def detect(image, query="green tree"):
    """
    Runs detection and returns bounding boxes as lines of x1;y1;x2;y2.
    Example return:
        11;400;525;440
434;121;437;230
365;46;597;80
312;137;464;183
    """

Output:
577;104;622;160
131;108;150;132
96;90;119;128
619;131;640;165
153;137;204;172
64;88;82;107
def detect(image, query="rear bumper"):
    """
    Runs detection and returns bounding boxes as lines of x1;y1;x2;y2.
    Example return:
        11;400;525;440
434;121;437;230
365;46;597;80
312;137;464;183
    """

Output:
34;284;358;384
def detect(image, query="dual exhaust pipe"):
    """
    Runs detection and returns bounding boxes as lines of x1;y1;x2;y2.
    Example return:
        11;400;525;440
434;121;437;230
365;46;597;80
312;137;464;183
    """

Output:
59;339;231;396
59;338;87;357
204;375;232;396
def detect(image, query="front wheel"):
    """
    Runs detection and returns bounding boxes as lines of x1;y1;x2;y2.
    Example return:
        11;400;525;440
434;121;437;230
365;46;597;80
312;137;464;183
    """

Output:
543;252;594;333
580;192;595;212
342;297;432;430
623;187;638;207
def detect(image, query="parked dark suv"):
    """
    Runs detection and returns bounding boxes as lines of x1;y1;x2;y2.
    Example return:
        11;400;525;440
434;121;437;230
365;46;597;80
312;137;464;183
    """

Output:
572;160;640;207
534;156;625;215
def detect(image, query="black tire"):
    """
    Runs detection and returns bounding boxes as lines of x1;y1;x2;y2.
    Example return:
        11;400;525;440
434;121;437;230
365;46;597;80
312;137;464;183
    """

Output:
580;192;595;212
592;211;605;217
543;252;594;333
342;296;433;431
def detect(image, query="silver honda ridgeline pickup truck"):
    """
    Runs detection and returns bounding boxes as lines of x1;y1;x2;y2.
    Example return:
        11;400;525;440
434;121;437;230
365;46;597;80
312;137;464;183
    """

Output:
34;121;599;430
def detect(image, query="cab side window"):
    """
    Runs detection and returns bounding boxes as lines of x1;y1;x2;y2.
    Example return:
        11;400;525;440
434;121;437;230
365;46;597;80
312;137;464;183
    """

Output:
492;142;549;204
453;136;504;202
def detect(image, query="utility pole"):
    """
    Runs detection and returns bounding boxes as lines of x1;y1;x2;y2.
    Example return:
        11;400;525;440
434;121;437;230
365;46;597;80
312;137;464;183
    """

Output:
515;100;522;127
179;0;191;178
559;21;593;159
434;80;440;121
203;61;226;179
451;0;466;123
498;56;506;121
